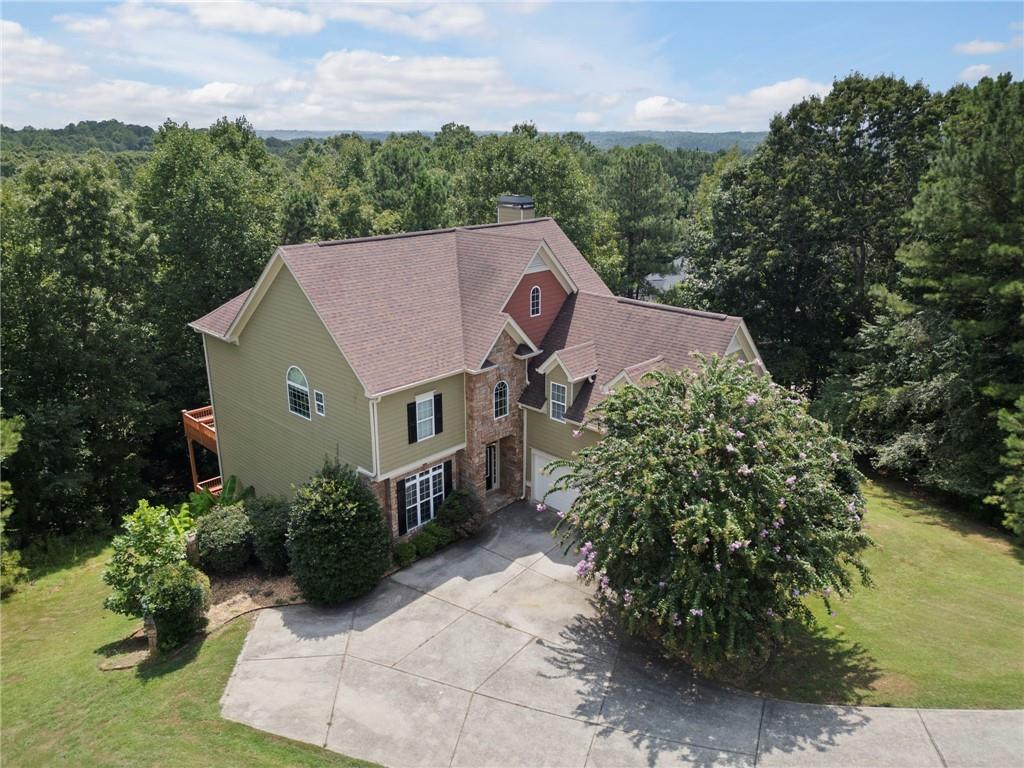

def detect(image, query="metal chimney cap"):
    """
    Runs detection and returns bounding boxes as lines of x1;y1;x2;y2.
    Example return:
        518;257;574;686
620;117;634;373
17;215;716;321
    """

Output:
498;194;535;208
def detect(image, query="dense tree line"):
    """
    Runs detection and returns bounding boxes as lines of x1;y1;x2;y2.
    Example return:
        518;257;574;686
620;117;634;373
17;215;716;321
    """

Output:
673;73;1022;526
1;72;1019;544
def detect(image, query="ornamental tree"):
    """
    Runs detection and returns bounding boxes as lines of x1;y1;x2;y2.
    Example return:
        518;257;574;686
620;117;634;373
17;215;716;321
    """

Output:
549;355;871;672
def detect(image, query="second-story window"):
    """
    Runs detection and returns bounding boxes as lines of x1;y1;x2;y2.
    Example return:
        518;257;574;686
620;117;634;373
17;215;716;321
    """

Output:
493;380;509;419
530;285;542;317
550;381;567;422
416;393;435;441
286;366;311;420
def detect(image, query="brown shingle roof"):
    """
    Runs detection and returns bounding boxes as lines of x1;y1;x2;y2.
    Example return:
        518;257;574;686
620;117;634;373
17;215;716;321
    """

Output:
192;218;609;396
553;340;598;380
191;289;251;337
520;292;743;421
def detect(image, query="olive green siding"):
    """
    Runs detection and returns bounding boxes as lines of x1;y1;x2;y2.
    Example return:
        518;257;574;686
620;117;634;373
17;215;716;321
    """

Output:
377;373;467;476
525;406;599;487
205;267;372;498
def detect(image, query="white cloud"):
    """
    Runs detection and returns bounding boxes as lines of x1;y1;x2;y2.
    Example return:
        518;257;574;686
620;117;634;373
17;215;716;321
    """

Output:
953;36;1023;54
1;20;89;85
321;3;487;41
632;78;831;131
574;111;601;126
958;63;993;82
188;2;323;35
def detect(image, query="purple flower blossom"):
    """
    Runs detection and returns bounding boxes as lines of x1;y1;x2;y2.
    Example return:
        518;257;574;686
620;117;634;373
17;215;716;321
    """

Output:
580;541;594;558
786;475;797;487
799;452;807;460
658;581;667;590
777;497;787;510
575;559;595;577
672;613;683;626
572;429;582;438
772;516;785;529
738;464;753;477
692;469;701;479
734;429;746;438
536;502;547;513
714;563;722;571
791;588;800;597
745;393;760;406
726;443;738;454
755;440;765;450
760;529;769;538
556;509;566;519
830;452;839;462
689;608;704;617
766;608;774;617
773;545;781;554
622;590;633;607
599;574;610;590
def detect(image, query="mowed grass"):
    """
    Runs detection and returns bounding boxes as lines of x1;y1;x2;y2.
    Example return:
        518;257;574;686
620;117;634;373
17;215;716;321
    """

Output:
753;478;1024;708
1;543;374;768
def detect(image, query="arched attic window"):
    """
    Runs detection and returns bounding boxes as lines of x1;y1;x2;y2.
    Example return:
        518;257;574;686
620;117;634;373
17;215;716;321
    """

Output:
286;366;311;420
530;285;541;317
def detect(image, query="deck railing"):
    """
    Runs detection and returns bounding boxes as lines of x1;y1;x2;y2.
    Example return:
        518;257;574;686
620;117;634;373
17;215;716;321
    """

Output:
182;406;217;452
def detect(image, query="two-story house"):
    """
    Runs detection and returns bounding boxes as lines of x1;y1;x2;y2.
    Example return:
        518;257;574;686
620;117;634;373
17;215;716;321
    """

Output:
183;196;763;539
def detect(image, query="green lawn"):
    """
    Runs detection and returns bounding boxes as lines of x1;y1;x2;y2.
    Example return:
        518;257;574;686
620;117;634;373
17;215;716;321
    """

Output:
1;543;374;767
752;478;1024;708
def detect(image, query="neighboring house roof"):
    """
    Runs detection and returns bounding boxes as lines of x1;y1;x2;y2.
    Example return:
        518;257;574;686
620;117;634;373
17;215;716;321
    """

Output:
190;218;611;397
520;292;748;423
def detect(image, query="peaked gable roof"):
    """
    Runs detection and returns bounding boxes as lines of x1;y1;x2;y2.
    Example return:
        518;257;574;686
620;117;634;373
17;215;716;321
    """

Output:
190;218;606;397
520;292;747;421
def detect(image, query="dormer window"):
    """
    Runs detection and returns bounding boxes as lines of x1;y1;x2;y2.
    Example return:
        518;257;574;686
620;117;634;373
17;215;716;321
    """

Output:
530;286;541;317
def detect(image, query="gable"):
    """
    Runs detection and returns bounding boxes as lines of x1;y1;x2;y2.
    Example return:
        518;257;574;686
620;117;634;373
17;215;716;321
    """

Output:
503;267;569;346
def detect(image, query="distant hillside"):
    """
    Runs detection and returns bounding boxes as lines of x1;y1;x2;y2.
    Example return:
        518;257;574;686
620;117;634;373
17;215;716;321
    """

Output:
2;120;155;153
255;129;767;152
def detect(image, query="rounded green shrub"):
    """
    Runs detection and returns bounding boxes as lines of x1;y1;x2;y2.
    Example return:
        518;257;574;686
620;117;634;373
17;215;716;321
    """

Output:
422;520;454;548
287;462;390;604
246;496;291;573
393;540;417;568
412;530;438;557
143;562;211;652
195;503;252;575
436;488;480;536
554;356;872;673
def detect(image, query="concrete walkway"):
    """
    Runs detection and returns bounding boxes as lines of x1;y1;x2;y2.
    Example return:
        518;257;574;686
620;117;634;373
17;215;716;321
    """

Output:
221;503;1024;768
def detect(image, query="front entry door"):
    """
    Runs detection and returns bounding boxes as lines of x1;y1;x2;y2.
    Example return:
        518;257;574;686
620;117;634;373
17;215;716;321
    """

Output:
485;443;498;491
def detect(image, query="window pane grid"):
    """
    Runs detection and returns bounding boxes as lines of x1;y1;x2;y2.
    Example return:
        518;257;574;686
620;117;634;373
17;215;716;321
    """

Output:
530;286;541;317
288;384;310;419
416;396;434;441
404;463;446;532
551;382;567;421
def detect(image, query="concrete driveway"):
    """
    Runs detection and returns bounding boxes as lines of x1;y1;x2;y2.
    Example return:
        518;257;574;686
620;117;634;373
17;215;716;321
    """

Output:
221;503;1024;768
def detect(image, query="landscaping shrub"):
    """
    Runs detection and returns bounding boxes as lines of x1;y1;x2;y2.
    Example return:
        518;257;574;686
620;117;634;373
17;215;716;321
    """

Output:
287;461;390;604
393;540;417;568
412;530;438;557
421;520;454;547
188;475;254;518
436;488;481;537
245;495;291;573
552;355;872;673
143;562;211;652
195;503;252;575
103;500;191;618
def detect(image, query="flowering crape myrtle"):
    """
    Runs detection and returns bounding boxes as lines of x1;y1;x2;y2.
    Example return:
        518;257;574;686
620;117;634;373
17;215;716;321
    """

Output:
547;355;872;671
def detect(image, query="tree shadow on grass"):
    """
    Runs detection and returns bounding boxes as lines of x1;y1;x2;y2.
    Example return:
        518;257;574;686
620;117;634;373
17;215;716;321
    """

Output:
134;633;206;682
743;621;882;706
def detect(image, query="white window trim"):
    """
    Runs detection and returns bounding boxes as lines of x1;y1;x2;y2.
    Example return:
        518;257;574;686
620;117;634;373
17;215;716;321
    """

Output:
286;366;311;421
493;380;509;420
314;390;326;416
415;391;436;442
404;462;445;533
550;381;567;423
530;285;542;317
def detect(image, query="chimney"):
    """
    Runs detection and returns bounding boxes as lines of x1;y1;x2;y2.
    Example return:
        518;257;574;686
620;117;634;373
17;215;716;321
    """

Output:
497;194;535;223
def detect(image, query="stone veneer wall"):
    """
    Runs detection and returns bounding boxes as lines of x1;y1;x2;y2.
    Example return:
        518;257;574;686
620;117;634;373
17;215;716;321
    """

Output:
462;331;527;504
369;451;463;540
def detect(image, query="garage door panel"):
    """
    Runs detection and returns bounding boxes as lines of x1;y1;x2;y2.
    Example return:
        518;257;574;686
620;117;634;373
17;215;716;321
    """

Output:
532;449;579;513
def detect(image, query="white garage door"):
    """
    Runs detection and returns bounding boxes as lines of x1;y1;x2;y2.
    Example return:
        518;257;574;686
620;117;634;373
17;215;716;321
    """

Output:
532;449;579;514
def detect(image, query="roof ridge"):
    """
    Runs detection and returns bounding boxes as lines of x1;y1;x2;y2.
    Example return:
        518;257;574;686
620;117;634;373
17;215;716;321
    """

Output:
578;291;734;322
461;217;553;231
307;226;457;248
455;228;545;245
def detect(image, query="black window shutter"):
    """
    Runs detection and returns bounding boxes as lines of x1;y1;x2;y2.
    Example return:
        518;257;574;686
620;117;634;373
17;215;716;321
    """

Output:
396;479;407;536
443;460;453;498
407;402;417;444
433;392;443;434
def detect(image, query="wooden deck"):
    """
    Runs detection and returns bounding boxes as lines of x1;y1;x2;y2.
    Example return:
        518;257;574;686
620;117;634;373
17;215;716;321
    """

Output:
182;406;221;495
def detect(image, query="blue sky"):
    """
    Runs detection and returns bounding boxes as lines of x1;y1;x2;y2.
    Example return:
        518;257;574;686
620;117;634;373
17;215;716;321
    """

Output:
2;2;1021;131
